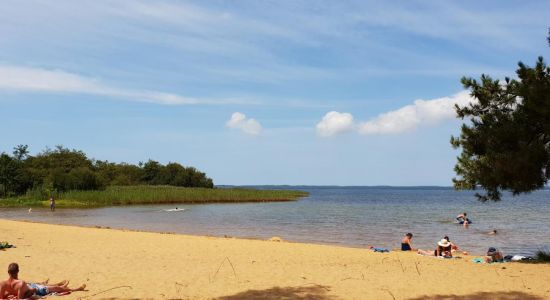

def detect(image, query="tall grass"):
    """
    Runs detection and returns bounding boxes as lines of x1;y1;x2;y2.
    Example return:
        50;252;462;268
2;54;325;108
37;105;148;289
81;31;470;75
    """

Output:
0;186;308;208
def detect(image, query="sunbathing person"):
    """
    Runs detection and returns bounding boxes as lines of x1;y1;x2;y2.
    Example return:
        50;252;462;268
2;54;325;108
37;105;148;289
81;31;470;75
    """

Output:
417;239;452;258
0;263;30;300
401;233;415;251
485;247;504;263
443;236;468;255
26;280;86;298
0;263;86;299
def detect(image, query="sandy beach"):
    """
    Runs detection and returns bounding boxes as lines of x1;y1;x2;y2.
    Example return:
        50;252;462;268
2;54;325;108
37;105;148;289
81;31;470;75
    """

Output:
1;219;549;300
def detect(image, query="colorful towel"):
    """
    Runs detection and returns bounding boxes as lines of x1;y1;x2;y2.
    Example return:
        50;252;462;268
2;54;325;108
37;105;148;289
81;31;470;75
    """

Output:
472;258;485;263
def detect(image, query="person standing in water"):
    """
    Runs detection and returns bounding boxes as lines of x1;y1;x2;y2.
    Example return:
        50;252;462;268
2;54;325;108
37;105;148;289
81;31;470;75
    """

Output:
49;197;55;212
456;212;471;227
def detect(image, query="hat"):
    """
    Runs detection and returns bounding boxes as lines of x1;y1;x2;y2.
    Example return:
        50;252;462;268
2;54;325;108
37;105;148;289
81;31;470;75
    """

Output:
437;239;451;247
487;247;497;254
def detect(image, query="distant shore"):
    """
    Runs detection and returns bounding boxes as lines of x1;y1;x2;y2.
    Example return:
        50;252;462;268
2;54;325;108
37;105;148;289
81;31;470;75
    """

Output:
0;185;309;208
1;219;549;299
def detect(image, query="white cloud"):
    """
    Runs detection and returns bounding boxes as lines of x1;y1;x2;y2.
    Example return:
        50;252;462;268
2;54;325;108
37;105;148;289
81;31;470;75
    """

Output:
316;111;355;137
0;65;247;105
317;91;474;137
358;91;472;135
226;112;262;135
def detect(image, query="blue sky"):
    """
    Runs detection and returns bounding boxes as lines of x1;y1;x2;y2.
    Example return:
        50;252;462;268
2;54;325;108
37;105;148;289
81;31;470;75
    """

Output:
1;1;549;185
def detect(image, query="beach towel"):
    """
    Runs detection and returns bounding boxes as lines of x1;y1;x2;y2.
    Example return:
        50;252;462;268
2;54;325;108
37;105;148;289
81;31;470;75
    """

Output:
372;247;390;253
472;258;485;263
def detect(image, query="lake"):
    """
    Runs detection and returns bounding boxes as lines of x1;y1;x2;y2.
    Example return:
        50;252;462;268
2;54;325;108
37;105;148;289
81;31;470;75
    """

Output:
1;186;549;256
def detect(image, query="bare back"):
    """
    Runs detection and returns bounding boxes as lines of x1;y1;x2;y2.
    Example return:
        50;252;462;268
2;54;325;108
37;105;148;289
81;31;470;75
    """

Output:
1;278;31;299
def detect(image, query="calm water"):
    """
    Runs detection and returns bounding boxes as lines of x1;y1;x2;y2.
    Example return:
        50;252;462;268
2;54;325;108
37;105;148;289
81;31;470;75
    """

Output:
1;187;549;256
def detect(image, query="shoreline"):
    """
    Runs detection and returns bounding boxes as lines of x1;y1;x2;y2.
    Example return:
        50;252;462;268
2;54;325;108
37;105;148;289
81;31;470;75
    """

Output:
0;218;490;256
1;219;549;299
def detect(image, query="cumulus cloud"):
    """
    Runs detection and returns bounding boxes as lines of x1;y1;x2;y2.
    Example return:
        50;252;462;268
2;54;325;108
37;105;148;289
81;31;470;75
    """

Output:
358;91;472;135
316;111;355;137
226;112;262;135
317;91;474;137
0;65;247;105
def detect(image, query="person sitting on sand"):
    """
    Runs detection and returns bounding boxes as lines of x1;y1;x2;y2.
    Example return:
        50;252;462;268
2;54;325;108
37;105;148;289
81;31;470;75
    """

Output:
485;247;504;263
417;239;452;258
0;263;29;299
0;263;86;299
401;233;414;251
443;236;468;255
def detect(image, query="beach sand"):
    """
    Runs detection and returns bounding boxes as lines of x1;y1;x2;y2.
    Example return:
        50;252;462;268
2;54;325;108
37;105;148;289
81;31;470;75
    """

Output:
1;219;549;299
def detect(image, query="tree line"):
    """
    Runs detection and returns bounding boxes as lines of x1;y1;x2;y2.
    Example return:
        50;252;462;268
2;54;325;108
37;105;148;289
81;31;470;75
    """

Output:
0;145;214;198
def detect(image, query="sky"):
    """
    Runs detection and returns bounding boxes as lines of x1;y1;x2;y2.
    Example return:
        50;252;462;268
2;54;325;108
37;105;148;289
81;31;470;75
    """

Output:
1;1;549;186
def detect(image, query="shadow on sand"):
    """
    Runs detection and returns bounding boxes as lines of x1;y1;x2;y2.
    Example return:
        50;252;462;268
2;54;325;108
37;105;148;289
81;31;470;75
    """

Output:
407;291;545;300
215;285;336;300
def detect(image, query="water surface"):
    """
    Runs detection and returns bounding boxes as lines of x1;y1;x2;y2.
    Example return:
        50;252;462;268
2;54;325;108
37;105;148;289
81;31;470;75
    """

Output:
1;187;549;256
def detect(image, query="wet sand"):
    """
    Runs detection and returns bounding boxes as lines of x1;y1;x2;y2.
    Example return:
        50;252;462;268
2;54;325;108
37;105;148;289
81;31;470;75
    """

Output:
1;219;549;299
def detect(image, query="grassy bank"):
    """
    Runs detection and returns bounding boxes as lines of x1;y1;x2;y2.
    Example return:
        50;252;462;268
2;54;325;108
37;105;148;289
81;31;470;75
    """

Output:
0;185;309;208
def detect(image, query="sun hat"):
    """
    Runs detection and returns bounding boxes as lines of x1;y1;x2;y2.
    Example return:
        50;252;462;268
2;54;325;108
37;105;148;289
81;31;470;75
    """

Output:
437;239;451;247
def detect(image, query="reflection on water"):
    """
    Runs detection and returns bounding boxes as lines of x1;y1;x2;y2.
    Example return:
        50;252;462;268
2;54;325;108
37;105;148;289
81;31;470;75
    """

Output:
1;187;549;255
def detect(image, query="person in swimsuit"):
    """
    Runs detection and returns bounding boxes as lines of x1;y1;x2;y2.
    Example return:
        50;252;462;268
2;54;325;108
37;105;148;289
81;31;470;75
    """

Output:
26;280;86;298
50;197;56;212
417;239;452;258
0;263;86;299
485;247;504;263
456;212;466;222
0;263;31;299
435;239;452;257
444;236;469;255
401;233;414;251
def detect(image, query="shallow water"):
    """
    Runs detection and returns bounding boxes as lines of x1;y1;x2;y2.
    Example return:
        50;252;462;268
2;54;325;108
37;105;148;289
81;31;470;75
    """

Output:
1;187;549;256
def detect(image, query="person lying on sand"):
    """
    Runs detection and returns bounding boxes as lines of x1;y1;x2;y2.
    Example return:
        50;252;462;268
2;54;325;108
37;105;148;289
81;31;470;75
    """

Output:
401;233;415;251
417;239;452;258
0;263;86;299
26;280;85;298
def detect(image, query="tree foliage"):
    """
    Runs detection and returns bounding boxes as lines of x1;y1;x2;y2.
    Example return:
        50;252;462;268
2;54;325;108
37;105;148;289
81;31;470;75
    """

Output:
0;145;214;198
452;52;550;201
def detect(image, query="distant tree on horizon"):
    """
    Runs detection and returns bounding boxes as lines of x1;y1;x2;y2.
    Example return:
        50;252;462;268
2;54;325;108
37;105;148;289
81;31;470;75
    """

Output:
0;145;213;198
451;32;550;201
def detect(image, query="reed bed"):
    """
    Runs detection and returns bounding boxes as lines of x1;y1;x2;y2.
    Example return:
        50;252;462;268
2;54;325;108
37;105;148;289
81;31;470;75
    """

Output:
0;185;309;208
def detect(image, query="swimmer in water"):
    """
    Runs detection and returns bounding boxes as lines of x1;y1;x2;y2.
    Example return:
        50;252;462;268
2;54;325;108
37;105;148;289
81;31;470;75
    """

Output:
488;229;497;235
